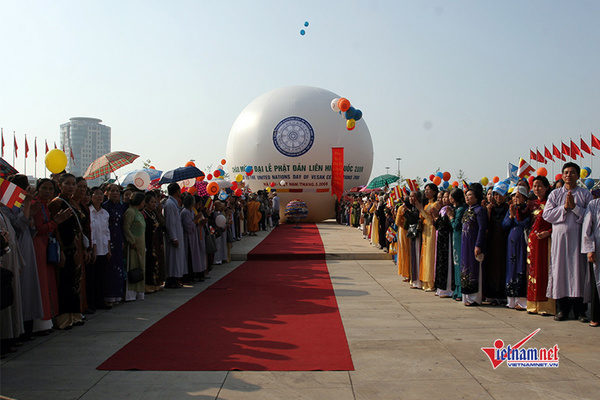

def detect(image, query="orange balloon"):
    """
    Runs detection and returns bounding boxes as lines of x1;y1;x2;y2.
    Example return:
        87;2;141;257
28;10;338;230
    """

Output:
221;159;226;165
207;182;219;196
493;176;500;183
338;98;351;112
196;175;204;182
452;181;459;188
433;176;442;185
185;161;196;167
537;167;547;177
187;186;198;195
149;165;156;170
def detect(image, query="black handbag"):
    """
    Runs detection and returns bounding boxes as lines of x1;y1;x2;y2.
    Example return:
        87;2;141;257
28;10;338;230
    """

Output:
406;223;421;239
205;233;217;254
127;267;144;284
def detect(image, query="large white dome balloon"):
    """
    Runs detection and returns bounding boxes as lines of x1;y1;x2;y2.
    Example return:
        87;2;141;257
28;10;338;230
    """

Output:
226;85;373;222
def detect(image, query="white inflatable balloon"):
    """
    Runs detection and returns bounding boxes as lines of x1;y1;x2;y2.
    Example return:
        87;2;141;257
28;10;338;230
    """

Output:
215;214;226;228
133;171;150;190
331;97;341;112
226;86;374;222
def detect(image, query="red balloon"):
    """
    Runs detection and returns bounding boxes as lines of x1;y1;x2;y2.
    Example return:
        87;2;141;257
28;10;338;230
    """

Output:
442;171;451;181
231;181;238;190
246;170;253;176
492;176;500;183
429;174;435;181
207;182;219;196
537;167;547;177
213;170;221;178
221;159;227;165
433;176;442;186
270;182;275;187
234;188;243;197
555;174;562;181
206;174;213;180
528;175;535;188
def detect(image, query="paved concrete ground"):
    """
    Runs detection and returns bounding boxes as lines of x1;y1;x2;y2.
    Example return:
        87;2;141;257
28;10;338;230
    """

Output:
1;221;599;399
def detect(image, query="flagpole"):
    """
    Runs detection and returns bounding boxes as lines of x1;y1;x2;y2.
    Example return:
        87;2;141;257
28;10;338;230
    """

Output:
34;137;37;179
590;133;594;179
13;131;16;166
24;134;27;175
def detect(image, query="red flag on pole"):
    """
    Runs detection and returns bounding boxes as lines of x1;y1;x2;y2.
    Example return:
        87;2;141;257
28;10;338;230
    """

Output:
581;137;593;155
34;137;37;161
1;128;4;158
45;140;49;154
70;148;76;166
331;147;344;201
544;146;553;162
530;149;537;161
561;141;571;158
553;144;566;161
13;132;18;158
536;150;546;164
591;133;600;151
571;139;582;159
25;135;29;158
53;141;57;149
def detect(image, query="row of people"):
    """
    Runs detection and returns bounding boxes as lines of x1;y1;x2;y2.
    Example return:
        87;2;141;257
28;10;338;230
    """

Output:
0;174;272;356
342;162;599;327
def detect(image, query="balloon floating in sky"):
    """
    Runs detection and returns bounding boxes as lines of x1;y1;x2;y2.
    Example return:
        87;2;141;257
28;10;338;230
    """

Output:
300;21;310;35
331;96;364;131
304;21;309;27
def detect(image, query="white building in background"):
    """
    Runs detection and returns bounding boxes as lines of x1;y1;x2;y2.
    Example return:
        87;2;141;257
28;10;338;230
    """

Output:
60;117;111;185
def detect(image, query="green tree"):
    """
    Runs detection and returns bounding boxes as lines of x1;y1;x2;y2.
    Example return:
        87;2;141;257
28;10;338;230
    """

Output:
142;159;152;169
456;169;468;182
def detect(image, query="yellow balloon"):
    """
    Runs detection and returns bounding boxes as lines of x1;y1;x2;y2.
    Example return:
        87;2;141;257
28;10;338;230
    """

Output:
581;169;588;179
346;119;356;131
480;176;489;186
236;174;243;182
45;149;68;174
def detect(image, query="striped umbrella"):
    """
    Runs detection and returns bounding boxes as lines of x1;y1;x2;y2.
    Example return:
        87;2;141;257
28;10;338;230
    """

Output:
0;158;19;178
83;151;139;180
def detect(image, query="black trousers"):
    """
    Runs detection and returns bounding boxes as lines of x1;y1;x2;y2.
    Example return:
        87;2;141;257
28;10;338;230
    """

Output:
557;297;587;318
86;254;108;310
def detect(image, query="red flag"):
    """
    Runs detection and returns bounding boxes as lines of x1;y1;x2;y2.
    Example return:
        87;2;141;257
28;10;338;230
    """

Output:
544;146;553;162
45;140;49;154
591;134;600;150
13;132;18;158
571;139;582;159
536;150;546;164
53;141;57;149
561;141;571;158
25;135;29;158
331;147;344;201
581;137;593;155
1;128;4;158
530;149;537;161
34;138;37;161
70;148;76;166
553;144;566;161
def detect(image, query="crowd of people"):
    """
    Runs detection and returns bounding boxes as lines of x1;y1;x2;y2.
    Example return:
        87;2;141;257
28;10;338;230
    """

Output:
0;172;280;356
337;162;600;328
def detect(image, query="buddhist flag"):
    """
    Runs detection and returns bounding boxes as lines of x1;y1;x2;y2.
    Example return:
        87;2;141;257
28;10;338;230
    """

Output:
402;186;408;197
581;137;593;155
0;178;27;209
571;139;582;159
536;149;546;164
406;179;418;192
544;146;553;162
205;197;213;213
25;135;29;158
553;143;566;161
561;141;571;158
591;133;600;151
331;147;344;201
517;158;535;178
389;185;401;202
386;197;394;209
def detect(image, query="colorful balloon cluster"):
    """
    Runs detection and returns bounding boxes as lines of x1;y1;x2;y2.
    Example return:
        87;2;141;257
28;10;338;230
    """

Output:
427;171;452;189
300;21;309;35
245;165;254;176
330;97;363;131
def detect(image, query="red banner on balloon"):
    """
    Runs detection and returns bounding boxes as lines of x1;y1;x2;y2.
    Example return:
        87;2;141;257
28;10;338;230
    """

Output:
331;147;344;201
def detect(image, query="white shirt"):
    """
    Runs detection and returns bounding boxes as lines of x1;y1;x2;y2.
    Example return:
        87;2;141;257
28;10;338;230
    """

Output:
89;204;110;256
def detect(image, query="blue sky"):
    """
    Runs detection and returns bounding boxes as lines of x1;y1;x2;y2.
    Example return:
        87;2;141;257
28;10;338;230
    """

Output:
1;0;599;183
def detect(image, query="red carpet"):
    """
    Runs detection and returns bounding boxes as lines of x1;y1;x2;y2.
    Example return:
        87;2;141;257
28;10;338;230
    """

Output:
97;224;354;371
247;223;326;260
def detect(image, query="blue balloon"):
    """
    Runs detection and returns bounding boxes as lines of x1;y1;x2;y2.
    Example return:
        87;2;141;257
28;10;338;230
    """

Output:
353;109;362;121
304;21;309;27
584;166;592;176
245;165;253;173
344;107;355;120
442;181;449;189
300;29;306;35
423;178;427;182
585;178;594;189
436;171;443;178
